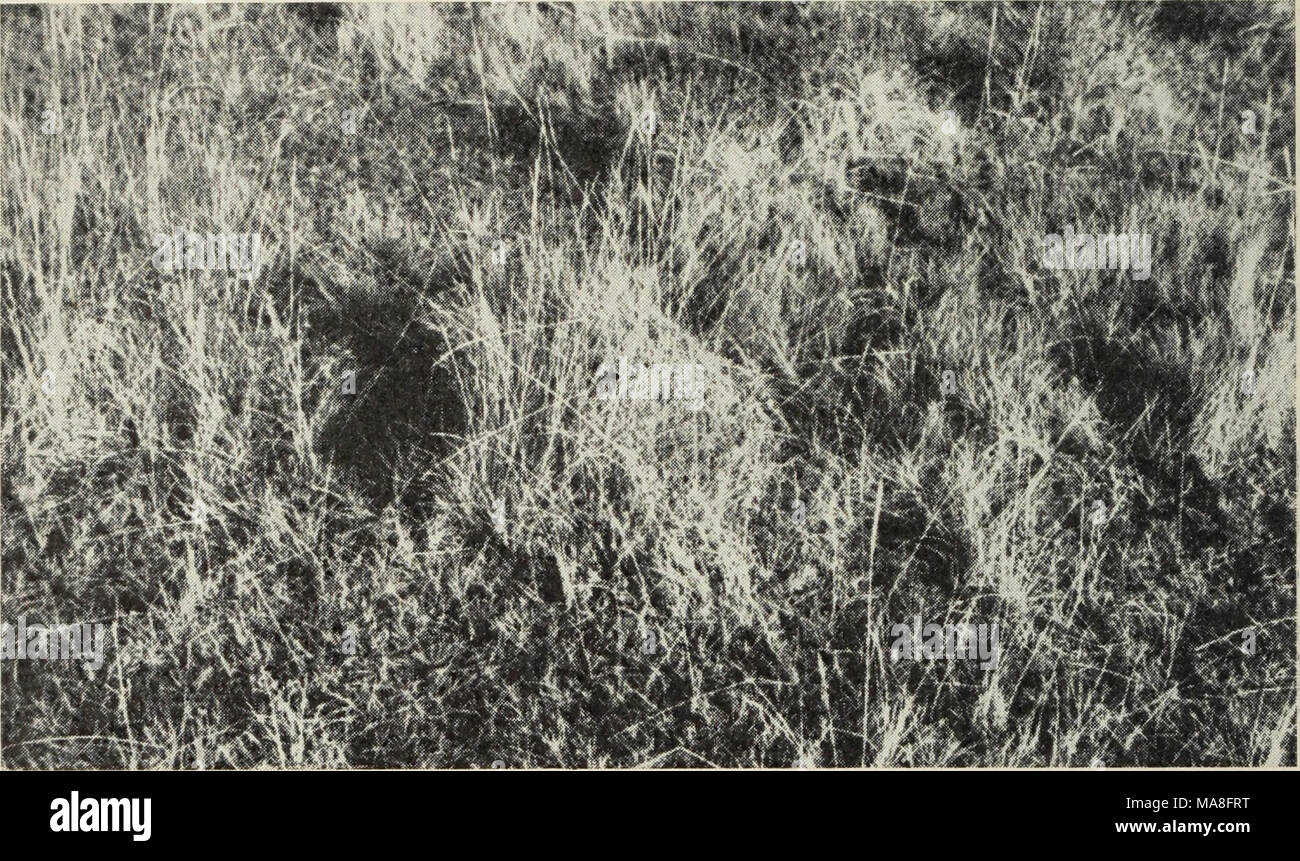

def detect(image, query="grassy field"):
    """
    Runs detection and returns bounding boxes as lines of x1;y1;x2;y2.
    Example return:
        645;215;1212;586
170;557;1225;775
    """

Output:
1;1;1295;768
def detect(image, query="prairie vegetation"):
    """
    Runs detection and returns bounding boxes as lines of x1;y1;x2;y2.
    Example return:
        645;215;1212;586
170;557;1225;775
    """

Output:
1;1;1294;767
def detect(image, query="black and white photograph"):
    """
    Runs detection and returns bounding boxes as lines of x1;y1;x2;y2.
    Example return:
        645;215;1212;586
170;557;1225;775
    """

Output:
1;0;1295;774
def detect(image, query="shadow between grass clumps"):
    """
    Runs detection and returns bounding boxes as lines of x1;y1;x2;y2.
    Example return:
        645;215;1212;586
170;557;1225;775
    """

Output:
265;244;467;514
1046;324;1233;557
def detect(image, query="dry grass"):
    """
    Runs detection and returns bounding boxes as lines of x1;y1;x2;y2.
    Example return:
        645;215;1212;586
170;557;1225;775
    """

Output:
1;1;1295;768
